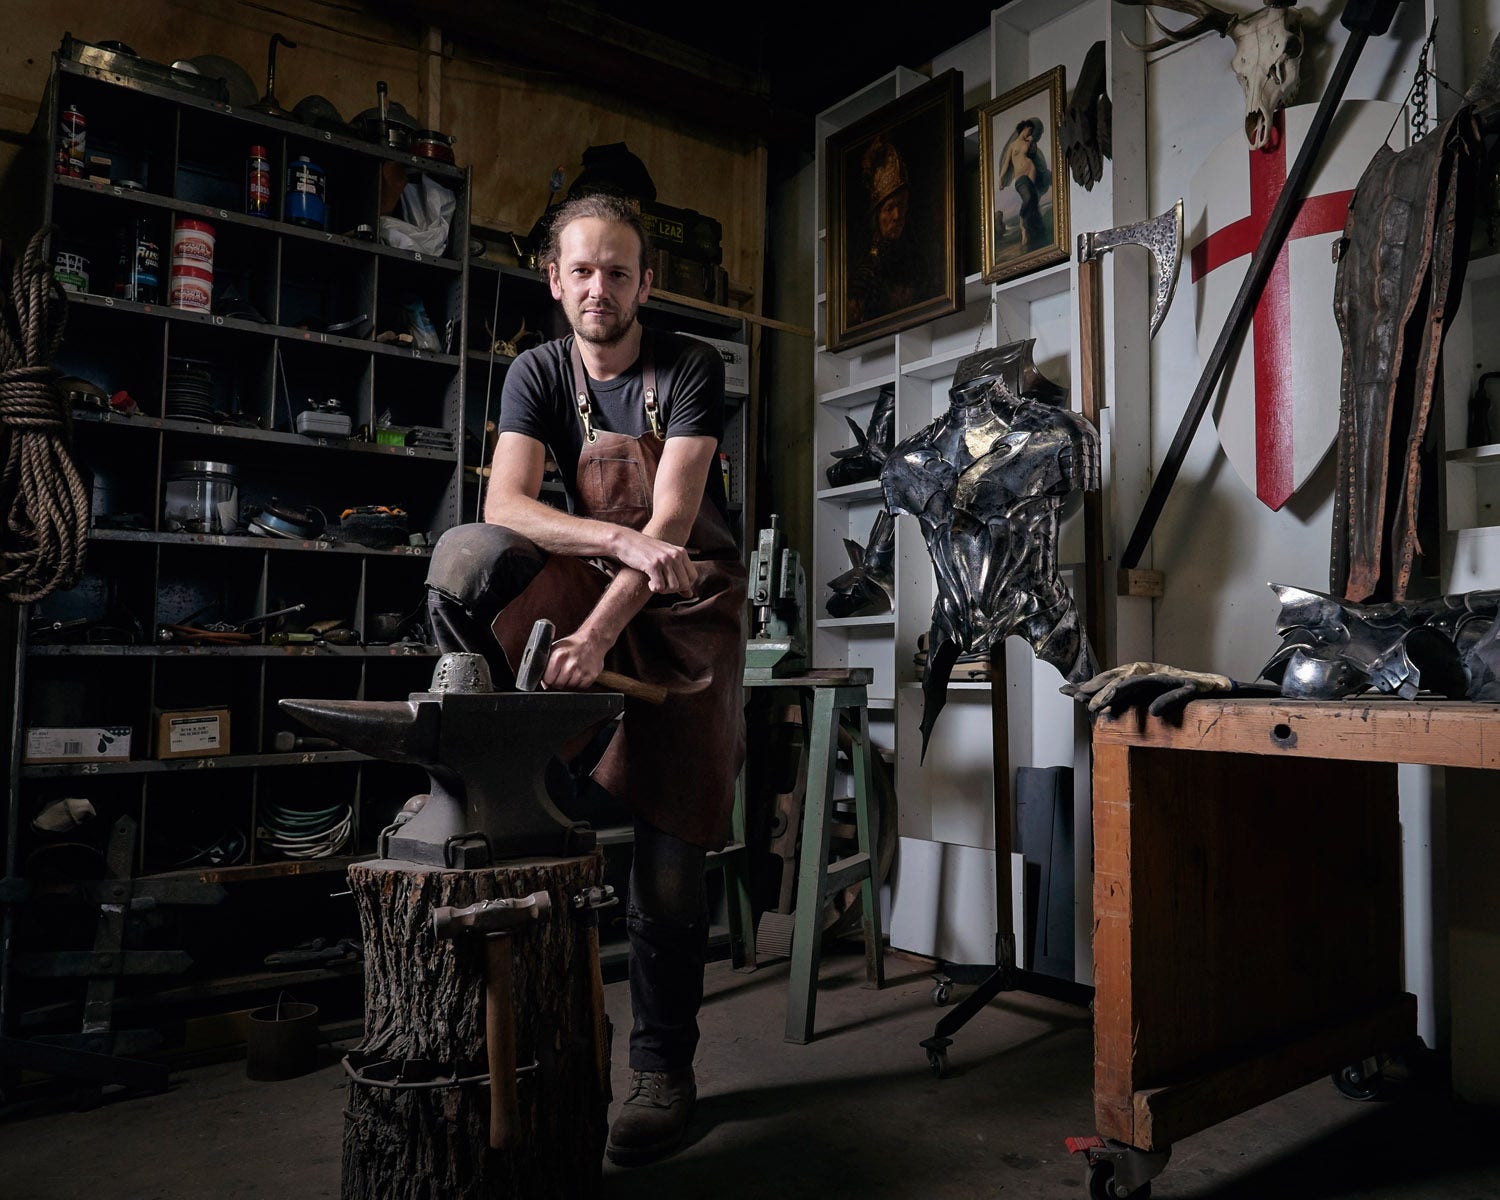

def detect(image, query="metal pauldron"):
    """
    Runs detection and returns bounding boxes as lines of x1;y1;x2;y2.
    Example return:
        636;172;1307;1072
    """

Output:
1259;582;1500;701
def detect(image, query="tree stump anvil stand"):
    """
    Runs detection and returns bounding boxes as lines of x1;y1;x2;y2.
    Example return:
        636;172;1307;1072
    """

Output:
341;853;609;1200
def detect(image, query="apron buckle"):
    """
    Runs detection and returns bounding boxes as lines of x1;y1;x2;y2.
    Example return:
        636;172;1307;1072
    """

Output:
643;387;664;439
575;391;598;443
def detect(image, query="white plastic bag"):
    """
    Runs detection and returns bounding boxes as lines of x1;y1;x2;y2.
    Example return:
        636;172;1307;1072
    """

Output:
379;175;455;256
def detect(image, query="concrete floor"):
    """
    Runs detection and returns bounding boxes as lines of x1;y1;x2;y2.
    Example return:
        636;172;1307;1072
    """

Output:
1;946;1497;1200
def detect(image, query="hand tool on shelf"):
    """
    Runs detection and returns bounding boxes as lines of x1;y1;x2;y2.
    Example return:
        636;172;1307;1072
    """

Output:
515;617;669;704
432;891;552;1151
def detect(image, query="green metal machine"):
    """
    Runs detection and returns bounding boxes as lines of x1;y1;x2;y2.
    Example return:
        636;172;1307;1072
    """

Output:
745;515;807;680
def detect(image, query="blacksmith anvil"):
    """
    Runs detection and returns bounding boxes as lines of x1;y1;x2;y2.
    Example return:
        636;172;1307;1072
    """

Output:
279;653;621;867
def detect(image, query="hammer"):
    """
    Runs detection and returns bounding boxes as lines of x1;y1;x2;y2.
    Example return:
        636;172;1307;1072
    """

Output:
515;617;669;704
432;891;551;1151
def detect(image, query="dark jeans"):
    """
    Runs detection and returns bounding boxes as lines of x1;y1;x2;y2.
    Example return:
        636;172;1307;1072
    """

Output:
425;522;709;1072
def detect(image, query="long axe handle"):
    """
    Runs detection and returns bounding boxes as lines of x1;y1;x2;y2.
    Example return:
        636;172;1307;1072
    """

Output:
1078;256;1108;658
1119;0;1398;572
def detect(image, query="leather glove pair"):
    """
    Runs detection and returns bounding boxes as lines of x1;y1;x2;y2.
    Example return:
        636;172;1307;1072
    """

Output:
1060;661;1279;721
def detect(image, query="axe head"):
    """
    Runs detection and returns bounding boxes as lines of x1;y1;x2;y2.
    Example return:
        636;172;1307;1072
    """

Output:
514;618;554;692
1077;197;1184;340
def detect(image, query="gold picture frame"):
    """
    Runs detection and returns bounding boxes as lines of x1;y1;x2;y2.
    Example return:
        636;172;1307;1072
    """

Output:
825;70;964;353
979;66;1070;285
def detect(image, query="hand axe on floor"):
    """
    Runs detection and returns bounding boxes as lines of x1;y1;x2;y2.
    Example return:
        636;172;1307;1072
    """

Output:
516;617;669;704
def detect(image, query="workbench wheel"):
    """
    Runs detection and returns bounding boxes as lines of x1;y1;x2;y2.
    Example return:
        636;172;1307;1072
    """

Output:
931;980;952;1006
1331;1061;1386;1101
926;1047;949;1078
1087;1161;1150;1200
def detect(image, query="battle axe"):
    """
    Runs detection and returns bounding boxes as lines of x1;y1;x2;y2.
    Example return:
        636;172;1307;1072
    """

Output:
1075;199;1184;654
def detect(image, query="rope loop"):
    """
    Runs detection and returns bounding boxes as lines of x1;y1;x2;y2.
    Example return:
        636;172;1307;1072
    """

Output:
0;225;89;602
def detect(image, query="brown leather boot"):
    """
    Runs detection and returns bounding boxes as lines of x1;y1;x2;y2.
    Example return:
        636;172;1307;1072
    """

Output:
605;1068;696;1166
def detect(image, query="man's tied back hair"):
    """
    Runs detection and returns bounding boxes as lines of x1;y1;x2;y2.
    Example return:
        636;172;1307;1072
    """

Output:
540;193;653;277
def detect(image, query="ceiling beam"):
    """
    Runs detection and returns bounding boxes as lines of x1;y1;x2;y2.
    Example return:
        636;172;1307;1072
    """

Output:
375;0;812;147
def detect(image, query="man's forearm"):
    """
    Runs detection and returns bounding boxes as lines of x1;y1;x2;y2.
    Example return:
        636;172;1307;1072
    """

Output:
575;507;695;647
486;491;623;559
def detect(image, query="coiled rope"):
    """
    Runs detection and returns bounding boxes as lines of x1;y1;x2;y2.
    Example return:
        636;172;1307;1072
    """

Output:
0;226;89;602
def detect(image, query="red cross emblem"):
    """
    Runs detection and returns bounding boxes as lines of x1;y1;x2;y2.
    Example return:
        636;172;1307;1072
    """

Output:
1188;102;1403;511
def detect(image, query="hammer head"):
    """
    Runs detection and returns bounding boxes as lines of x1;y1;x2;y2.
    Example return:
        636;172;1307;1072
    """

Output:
1077;198;1184;340
514;618;554;692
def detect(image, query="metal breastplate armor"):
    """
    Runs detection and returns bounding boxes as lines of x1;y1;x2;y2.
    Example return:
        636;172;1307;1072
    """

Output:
881;339;1099;753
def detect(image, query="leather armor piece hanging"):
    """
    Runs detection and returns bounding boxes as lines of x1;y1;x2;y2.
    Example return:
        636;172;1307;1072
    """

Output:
1330;103;1482;602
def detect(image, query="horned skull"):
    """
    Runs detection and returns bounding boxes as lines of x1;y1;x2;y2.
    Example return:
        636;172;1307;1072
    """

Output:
1121;0;1308;150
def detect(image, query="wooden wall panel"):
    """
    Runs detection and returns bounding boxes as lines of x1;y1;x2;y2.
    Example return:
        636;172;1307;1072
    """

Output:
0;1;766;297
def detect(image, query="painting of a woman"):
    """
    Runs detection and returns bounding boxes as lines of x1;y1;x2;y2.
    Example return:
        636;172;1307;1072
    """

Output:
980;67;1070;285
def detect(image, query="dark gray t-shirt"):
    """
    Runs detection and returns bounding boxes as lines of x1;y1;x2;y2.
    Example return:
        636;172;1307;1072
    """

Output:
498;329;729;519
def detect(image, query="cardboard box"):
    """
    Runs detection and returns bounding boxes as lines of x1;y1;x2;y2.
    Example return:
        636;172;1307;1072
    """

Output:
155;707;232;759
685;334;750;397
25;726;132;764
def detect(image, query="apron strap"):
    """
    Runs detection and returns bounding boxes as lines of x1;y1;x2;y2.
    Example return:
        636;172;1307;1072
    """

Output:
569;331;663;442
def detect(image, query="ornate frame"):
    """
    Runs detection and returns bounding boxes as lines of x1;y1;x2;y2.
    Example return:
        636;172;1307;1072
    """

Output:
825;69;964;353
979;65;1071;285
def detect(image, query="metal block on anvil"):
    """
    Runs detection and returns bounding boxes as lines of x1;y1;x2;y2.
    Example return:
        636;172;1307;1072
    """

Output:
279;653;621;867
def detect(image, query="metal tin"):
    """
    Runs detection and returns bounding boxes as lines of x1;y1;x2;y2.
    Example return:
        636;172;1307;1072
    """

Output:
57;104;85;177
246;145;272;216
53;250;89;293
285;155;327;229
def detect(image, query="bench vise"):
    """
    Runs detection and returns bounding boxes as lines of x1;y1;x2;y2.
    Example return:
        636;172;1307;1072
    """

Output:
279;653;621;867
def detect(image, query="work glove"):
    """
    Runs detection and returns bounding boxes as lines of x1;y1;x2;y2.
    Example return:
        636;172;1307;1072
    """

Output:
1060;661;1278;722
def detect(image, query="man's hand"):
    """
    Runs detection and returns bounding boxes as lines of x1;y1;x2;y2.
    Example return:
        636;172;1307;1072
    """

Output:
542;629;608;691
612;527;699;596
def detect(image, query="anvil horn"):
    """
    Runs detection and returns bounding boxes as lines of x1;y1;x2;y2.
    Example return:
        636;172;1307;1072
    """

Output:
1077;198;1184;339
277;697;440;764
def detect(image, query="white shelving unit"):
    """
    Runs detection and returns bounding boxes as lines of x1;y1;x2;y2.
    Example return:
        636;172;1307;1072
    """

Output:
808;0;1156;979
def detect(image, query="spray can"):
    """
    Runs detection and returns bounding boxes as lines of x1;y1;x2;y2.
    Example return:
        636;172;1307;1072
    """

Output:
56;104;85;177
246;145;271;216
115;217;161;304
285;155;327;229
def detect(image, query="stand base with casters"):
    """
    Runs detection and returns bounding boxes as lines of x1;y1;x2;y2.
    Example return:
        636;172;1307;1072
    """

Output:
1066;1136;1171;1200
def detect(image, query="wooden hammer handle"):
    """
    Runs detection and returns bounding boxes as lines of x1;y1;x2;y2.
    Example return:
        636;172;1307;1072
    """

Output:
485;935;518;1152
595;669;669;705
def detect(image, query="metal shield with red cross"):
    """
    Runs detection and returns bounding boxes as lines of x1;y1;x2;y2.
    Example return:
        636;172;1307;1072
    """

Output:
1189;100;1404;511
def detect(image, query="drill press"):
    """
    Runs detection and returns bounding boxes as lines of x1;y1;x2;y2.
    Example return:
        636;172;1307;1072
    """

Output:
745;515;807;680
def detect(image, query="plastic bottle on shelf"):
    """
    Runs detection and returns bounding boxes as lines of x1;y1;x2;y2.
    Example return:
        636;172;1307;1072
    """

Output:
114;217;161;303
285;155;327;229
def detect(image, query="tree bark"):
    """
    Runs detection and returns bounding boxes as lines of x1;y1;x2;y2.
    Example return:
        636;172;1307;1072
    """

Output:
341;854;609;1200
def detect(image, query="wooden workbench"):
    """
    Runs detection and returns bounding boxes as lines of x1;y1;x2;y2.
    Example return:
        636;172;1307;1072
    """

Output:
1087;698;1495;1157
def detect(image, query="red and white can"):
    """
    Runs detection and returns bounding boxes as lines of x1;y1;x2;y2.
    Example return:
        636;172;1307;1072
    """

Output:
56;105;85;177
171;217;216;271
169;263;213;313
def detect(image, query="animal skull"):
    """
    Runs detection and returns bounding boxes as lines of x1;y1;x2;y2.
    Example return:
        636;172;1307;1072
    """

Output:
1230;5;1305;148
1120;0;1308;149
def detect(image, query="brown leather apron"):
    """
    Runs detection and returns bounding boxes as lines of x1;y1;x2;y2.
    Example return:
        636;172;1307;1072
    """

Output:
491;335;748;850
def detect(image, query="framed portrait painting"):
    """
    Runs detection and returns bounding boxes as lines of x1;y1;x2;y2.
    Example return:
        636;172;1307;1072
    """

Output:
826;69;964;353
979;66;1070;285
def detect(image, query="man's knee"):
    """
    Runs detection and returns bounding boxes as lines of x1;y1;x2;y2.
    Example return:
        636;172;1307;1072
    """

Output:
426;523;543;607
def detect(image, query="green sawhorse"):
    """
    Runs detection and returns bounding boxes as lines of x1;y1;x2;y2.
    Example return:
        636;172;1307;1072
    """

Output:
726;667;886;1043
